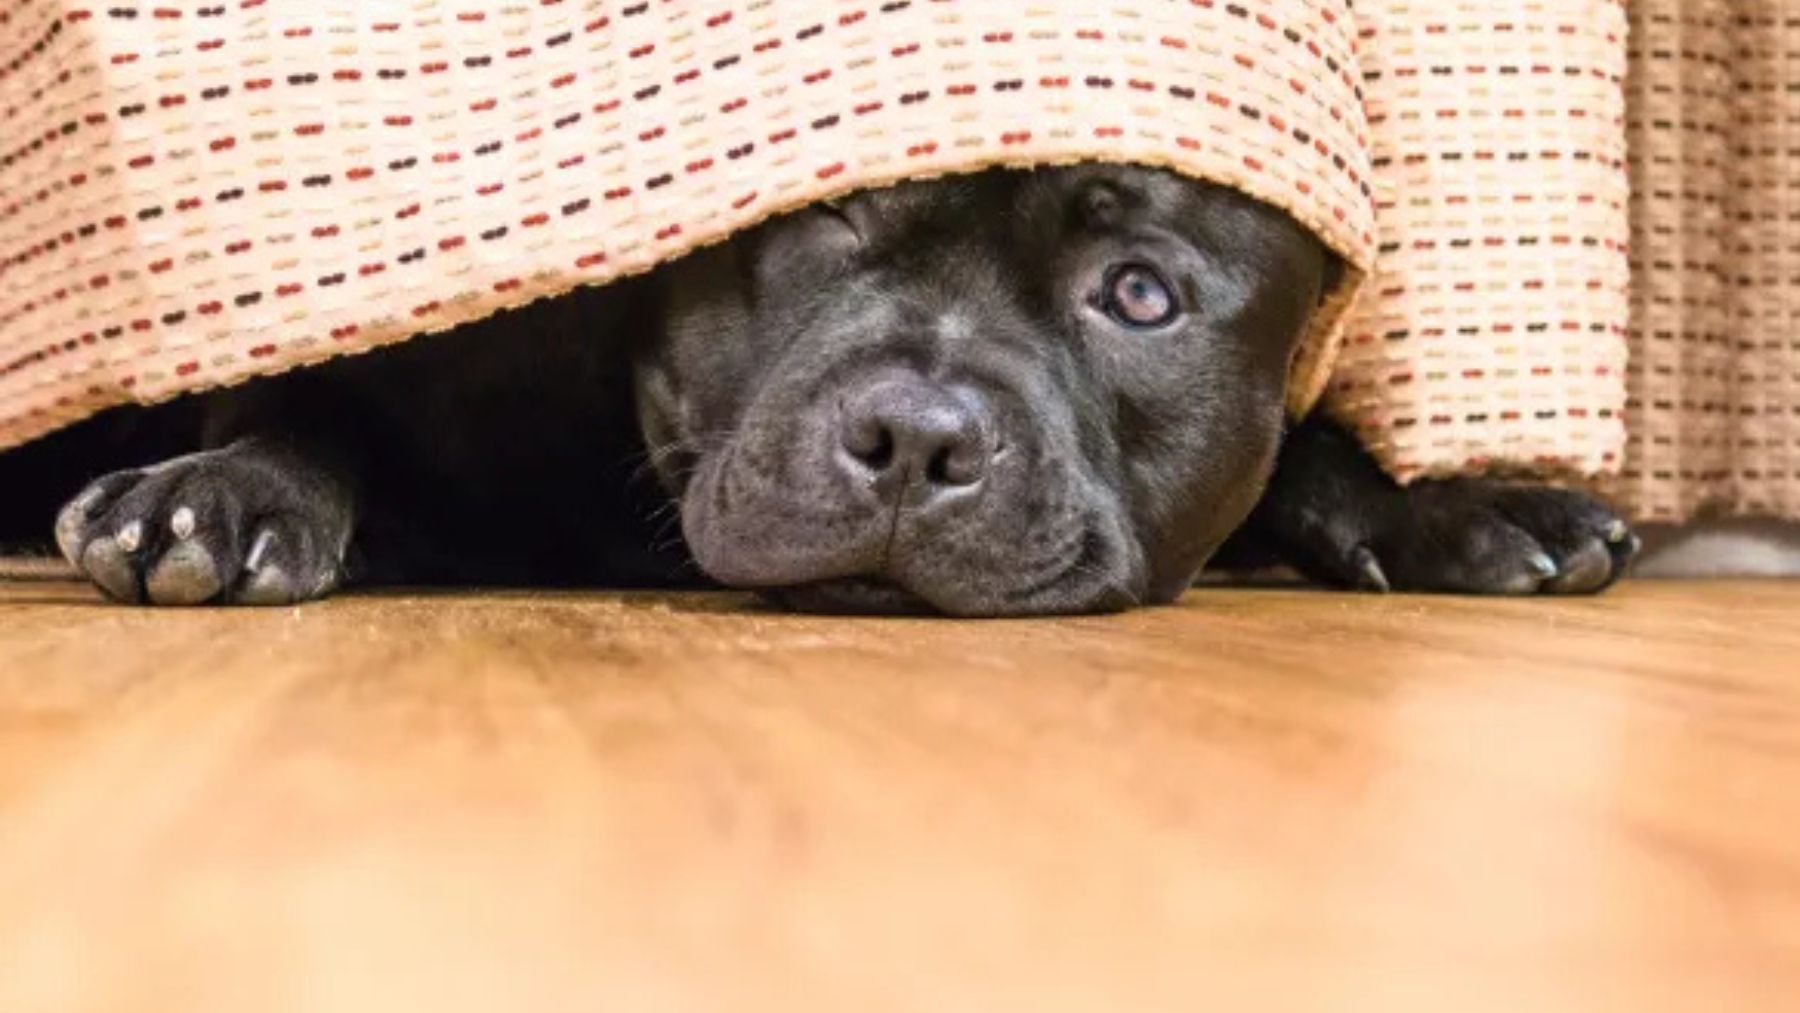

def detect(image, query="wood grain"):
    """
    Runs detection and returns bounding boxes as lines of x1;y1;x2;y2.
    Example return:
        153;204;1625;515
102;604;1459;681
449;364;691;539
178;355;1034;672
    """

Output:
1;579;1796;1012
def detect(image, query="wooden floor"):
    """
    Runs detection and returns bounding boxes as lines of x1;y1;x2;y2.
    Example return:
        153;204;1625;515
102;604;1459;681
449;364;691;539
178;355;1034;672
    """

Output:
0;578;1796;1012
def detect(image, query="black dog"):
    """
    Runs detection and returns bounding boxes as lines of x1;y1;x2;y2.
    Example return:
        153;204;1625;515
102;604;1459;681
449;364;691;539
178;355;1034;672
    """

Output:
8;166;1636;614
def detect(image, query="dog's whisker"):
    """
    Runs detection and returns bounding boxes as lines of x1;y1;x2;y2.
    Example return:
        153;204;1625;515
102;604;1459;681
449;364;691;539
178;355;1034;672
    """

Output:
640;500;682;526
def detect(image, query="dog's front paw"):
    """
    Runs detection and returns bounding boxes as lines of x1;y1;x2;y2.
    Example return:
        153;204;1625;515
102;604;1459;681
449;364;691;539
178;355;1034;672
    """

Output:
55;441;352;606
1297;481;1640;596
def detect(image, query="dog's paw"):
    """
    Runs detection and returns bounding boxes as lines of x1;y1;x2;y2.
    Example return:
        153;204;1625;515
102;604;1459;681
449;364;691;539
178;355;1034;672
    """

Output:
1297;481;1640;596
55;442;351;606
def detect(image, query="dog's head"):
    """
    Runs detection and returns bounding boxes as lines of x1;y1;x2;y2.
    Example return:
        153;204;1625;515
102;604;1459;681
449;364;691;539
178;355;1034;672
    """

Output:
636;165;1334;615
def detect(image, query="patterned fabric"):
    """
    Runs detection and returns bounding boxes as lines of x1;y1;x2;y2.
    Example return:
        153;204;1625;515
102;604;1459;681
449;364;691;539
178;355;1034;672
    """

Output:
1323;0;1632;484
0;0;1374;452
19;1;1787;527
1617;0;1800;522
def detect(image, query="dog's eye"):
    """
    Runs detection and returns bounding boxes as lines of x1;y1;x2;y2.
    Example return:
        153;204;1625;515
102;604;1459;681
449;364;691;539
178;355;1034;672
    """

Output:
800;199;867;253
1101;264;1179;329
815;199;859;232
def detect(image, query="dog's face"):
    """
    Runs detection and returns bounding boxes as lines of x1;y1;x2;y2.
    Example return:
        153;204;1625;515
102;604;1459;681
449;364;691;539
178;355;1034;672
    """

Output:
636;165;1332;615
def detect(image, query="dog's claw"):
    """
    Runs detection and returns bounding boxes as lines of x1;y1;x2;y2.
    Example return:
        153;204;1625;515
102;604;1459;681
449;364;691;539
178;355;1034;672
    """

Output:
244;527;276;573
1350;545;1390;593
170;506;196;540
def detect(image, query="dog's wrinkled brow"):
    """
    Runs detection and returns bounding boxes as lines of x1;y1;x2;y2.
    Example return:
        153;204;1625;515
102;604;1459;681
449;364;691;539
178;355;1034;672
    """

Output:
854;175;1002;231
1075;181;1130;227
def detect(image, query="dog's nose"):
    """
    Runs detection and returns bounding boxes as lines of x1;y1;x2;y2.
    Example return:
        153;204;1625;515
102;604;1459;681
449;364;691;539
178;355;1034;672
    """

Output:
838;376;993;496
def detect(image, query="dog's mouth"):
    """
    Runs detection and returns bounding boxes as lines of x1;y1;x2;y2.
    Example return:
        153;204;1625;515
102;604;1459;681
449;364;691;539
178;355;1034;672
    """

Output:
677;440;1149;615
747;525;1139;617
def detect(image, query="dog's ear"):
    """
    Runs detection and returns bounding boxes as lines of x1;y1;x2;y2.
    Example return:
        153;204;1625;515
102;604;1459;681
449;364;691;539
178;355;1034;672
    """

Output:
1319;252;1346;305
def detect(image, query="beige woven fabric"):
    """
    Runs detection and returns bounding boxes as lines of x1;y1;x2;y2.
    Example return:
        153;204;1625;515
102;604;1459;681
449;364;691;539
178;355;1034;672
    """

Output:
0;0;1374;453
1323;0;1632;484
1617;0;1800;522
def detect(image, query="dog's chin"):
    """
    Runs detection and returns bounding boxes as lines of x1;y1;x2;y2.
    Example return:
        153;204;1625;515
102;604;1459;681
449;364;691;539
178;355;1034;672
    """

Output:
762;579;940;616
761;574;1140;617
